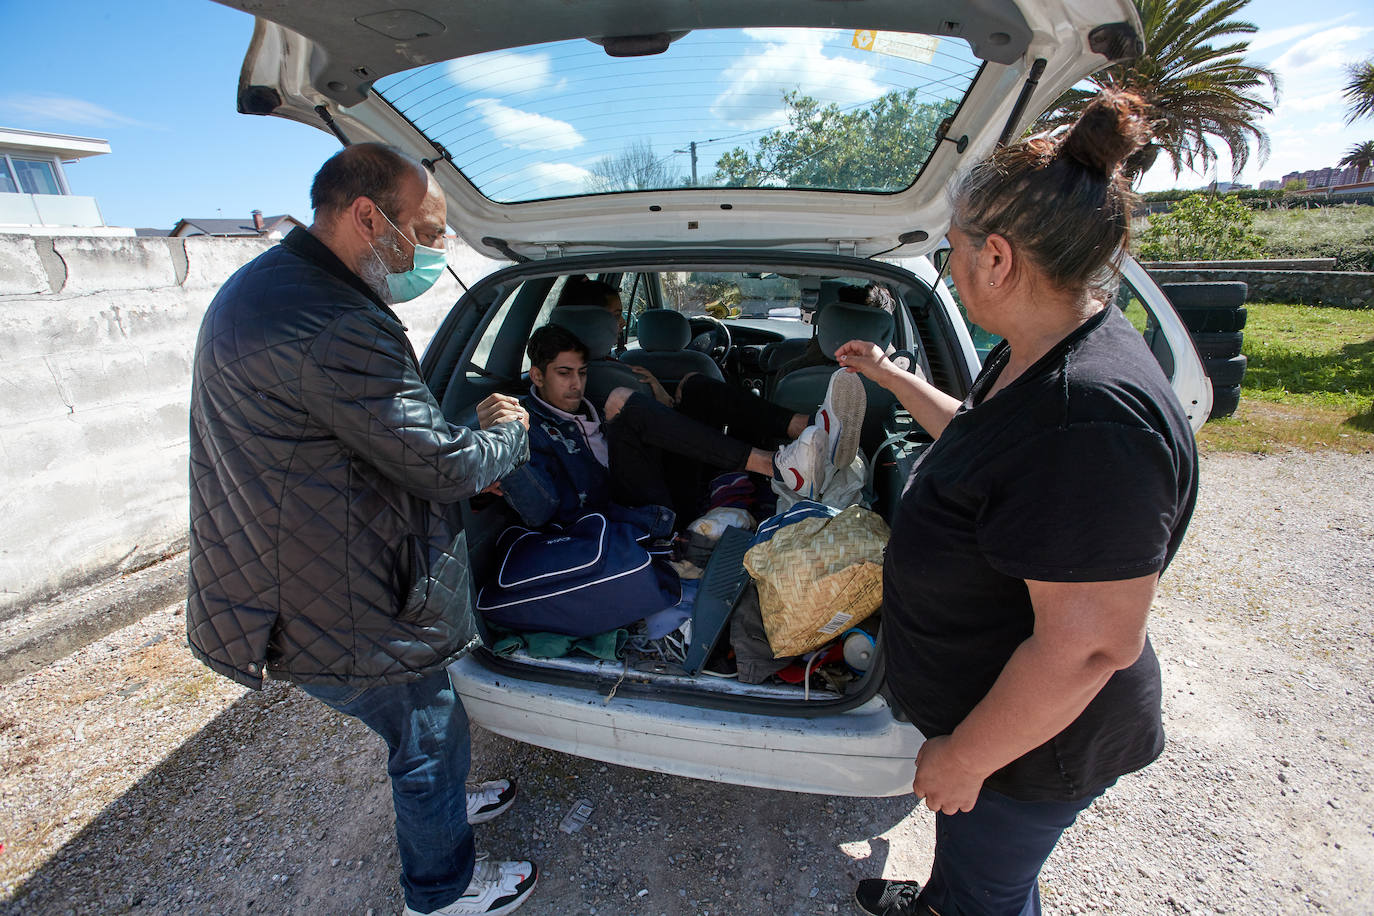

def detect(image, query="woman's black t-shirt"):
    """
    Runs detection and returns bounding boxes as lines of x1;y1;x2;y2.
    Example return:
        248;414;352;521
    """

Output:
882;305;1199;802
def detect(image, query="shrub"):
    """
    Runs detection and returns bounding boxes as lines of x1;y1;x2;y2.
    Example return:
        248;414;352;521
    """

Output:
1252;204;1374;271
1136;193;1266;261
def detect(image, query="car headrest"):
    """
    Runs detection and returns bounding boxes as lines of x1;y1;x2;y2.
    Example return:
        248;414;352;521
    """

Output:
635;310;692;352
817;302;895;360
549;306;619;358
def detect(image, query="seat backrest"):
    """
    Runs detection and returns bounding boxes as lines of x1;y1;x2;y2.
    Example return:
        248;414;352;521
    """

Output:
547;305;650;411
816;301;894;358
619;310;724;385
772;302;899;454
760;337;811;374
549;306;619;358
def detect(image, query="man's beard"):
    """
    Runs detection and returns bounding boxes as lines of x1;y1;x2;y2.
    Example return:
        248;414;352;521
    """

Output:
359;230;402;304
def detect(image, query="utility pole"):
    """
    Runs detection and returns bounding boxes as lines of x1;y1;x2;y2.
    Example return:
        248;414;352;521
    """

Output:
674;141;699;186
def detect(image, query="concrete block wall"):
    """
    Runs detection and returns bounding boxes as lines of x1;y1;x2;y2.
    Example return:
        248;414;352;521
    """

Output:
0;233;503;618
1143;265;1374;308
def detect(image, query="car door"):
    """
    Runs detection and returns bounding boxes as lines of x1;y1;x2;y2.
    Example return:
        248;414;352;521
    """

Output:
933;251;1213;432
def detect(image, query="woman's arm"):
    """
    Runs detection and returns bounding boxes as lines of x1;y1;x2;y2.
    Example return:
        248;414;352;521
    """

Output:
912;573;1158;813
834;340;962;439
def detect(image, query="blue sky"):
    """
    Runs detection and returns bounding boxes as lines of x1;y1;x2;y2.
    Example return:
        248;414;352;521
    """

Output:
2;0;1371;229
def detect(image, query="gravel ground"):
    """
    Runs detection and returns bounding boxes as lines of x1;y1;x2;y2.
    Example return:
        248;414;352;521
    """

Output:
1;450;1371;916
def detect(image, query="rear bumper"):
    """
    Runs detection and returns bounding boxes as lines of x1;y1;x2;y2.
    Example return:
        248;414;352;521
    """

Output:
449;653;922;797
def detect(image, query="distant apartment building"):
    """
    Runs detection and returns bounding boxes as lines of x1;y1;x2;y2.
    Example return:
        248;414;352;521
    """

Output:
0;127;132;236
1276;163;1374;195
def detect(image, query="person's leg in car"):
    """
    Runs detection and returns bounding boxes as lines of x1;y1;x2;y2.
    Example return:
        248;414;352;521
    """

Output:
674;373;809;443
602;388;776;510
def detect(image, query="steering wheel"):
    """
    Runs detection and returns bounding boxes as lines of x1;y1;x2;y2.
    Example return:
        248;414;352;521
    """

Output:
687;315;733;369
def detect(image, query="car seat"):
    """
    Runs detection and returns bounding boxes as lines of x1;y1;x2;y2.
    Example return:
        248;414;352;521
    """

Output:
770;301;900;453
547;306;651;411
761;281;859;391
619;309;724;388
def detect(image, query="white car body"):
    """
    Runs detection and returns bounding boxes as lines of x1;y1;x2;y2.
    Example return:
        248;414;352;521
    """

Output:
218;0;1208;796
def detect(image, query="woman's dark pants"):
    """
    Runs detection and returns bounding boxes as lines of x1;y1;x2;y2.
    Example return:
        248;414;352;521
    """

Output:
916;784;1107;916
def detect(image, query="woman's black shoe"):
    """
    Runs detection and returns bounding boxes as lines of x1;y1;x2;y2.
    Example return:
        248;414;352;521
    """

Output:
853;878;926;915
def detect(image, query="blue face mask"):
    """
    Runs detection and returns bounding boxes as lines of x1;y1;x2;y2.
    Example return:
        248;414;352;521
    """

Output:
372;208;447;302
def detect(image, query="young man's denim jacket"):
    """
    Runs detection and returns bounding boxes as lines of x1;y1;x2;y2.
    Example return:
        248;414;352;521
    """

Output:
499;388;674;538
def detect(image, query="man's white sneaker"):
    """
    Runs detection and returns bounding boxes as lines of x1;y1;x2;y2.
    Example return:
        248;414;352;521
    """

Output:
402;855;538;916
773;424;828;499
817;369;866;471
466;778;517;825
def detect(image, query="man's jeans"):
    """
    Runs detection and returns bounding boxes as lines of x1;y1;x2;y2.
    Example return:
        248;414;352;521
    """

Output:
300;667;475;913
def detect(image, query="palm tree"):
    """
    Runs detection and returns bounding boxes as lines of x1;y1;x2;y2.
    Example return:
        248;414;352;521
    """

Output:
1338;140;1374;182
1345;58;1374;124
1037;0;1278;180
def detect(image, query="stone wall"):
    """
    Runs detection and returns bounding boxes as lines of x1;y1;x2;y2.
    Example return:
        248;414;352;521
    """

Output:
1143;264;1374;308
0;233;504;618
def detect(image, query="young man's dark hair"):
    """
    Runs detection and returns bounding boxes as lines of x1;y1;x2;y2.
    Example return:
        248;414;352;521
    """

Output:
527;323;589;372
309;142;416;221
557;275;620;308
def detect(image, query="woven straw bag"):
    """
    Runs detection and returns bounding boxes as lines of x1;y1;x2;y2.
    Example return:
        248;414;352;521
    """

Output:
742;505;890;658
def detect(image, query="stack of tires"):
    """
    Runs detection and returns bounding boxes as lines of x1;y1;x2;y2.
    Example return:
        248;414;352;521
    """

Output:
1159;281;1247;419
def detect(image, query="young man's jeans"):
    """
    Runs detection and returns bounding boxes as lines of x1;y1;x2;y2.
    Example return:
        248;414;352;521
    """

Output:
674;374;798;446
916;784;1108;916
606;391;756;516
300;667;474;913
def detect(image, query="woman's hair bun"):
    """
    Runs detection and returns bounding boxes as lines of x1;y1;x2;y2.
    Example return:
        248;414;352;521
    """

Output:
1058;90;1153;176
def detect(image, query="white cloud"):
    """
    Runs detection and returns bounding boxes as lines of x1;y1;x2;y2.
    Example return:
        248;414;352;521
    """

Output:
446;50;562;95
1270;26;1372;77
0;94;156;128
711;31;883;130
470;99;584;151
511;161;595;198
1281;89;1349;114
1247;15;1355;55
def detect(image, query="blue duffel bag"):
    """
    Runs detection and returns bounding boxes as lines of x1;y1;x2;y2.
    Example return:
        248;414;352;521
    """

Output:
476;513;681;637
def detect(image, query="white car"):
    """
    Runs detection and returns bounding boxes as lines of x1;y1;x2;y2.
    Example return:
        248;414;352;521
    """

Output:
218;0;1210;796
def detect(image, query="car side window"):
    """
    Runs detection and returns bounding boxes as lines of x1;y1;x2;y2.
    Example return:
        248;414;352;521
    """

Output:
941;273;1001;361
621;273;655;340
1115;276;1175;379
467;286;521;381
466;277;571;381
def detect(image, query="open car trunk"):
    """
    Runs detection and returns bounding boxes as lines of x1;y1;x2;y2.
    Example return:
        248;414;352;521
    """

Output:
424;251;976;716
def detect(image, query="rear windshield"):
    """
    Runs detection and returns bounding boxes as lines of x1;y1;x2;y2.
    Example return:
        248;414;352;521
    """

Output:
373;28;978;203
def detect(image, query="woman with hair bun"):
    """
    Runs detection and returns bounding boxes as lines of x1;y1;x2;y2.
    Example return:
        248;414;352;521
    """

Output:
838;90;1199;915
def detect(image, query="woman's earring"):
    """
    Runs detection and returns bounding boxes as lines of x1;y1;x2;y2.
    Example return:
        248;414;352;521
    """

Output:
988;281;996;287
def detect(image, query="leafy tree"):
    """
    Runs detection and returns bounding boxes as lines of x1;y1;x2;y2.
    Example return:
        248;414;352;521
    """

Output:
711;89;957;190
1344;58;1374;123
1136;192;1266;260
1281;178;1307;193
1038;0;1278;180
585;139;681;193
1338;140;1374;180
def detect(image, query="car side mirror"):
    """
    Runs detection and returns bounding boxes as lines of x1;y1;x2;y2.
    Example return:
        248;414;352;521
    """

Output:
932;247;951;274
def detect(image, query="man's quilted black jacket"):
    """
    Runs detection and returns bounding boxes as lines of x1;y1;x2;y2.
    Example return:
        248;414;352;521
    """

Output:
187;228;527;690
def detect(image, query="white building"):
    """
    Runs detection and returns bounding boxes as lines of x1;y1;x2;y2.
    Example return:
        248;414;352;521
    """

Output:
0;127;132;237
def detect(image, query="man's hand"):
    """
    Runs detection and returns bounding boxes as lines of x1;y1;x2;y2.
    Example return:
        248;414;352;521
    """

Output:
911;735;987;815
630;366;673;407
477;393;529;430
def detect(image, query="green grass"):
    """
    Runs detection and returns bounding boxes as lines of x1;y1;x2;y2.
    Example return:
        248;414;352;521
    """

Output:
1197;302;1374;453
